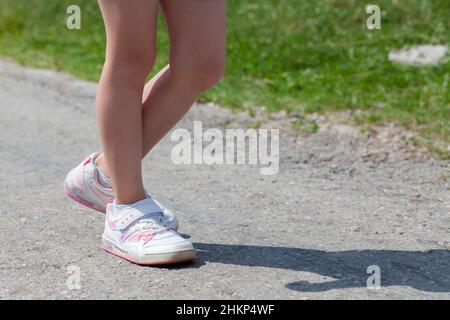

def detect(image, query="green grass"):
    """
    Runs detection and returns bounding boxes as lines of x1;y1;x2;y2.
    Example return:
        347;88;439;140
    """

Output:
1;0;449;157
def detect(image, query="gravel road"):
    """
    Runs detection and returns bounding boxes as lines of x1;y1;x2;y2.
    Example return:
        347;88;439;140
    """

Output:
0;60;449;299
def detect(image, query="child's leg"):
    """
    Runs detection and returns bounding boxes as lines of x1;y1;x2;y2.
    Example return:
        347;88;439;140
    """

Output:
140;0;226;156
96;0;159;204
95;0;225;177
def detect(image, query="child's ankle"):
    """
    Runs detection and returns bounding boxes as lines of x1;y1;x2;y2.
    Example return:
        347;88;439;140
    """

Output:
93;153;112;187
114;193;147;206
94;153;108;175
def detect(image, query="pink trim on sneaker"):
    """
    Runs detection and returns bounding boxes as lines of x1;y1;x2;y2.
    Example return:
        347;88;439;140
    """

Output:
83;155;91;166
127;231;155;245
63;183;104;213
100;245;194;266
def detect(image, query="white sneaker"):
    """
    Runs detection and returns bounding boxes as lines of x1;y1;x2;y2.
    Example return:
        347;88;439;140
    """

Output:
102;198;195;265
64;153;178;230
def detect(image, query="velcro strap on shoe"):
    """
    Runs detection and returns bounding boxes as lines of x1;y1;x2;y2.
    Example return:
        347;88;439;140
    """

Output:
114;199;163;230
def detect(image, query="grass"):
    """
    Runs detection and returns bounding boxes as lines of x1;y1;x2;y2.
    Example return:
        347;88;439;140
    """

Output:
0;0;449;157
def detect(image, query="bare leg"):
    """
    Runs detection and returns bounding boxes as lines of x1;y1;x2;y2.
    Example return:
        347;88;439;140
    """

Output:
96;0;226;170
140;0;226;156
96;0;226;190
96;0;159;204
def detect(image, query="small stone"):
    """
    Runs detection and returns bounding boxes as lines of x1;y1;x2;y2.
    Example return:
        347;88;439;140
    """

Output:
388;45;448;66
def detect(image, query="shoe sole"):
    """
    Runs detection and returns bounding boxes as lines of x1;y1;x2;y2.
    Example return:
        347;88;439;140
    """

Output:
101;235;196;266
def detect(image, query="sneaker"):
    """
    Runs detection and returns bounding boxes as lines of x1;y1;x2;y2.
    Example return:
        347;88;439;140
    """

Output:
102;198;195;265
64;153;178;230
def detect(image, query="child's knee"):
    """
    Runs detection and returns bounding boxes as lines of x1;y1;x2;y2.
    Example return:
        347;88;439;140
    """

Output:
174;56;225;93
107;48;156;83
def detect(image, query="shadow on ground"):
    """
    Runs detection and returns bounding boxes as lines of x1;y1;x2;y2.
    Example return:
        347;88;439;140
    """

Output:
193;243;450;293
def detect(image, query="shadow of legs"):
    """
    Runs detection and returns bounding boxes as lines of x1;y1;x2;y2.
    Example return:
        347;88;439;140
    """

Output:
194;243;450;293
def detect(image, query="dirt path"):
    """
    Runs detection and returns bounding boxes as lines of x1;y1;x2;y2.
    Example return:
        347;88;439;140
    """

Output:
0;60;449;299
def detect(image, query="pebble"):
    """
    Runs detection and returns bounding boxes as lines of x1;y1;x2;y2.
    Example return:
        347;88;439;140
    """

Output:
388;45;448;65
